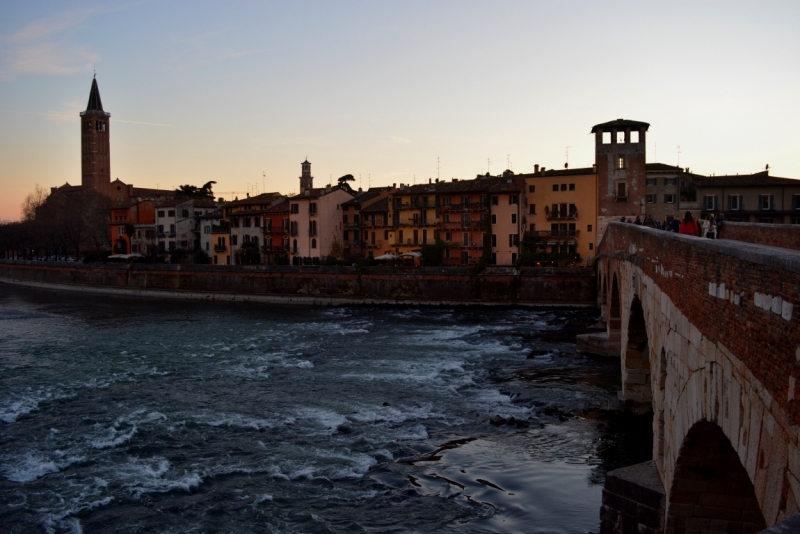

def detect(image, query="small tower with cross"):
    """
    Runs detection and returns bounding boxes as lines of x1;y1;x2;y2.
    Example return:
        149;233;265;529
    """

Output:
300;159;313;192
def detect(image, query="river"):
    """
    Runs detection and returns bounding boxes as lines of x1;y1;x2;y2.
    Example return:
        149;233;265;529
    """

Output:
0;284;651;533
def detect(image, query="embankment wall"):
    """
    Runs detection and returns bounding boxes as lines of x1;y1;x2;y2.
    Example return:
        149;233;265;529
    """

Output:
0;261;595;305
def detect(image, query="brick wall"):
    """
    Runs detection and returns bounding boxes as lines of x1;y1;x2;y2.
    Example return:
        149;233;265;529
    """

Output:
0;262;595;305
598;223;800;426
720;221;800;251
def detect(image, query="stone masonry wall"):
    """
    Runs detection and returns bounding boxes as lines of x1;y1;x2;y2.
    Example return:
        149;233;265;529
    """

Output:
0;262;594;305
598;223;800;528
720;221;800;251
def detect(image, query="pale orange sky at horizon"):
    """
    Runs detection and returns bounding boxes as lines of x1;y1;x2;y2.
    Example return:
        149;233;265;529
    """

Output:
2;1;799;221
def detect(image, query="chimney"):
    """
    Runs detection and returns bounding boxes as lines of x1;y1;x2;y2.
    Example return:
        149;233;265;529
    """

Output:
429;178;431;184
393;183;396;188
534;164;539;174
592;163;597;172
541;167;546;174
435;178;439;183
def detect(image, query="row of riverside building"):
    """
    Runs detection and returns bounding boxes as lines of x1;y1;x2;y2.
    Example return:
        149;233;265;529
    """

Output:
70;78;800;266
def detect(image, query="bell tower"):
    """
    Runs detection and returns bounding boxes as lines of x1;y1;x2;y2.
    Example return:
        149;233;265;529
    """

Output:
80;76;111;196
300;159;313;192
592;118;649;246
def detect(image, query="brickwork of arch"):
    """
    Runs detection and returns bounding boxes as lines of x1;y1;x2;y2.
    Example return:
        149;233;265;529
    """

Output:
600;256;800;528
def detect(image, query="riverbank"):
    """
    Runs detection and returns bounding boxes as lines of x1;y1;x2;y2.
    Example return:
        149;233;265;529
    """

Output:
0;260;596;307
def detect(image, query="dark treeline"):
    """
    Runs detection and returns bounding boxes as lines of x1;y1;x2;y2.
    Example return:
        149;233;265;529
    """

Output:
0;186;111;261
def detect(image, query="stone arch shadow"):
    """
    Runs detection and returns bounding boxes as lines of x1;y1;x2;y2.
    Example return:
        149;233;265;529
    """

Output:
666;420;766;534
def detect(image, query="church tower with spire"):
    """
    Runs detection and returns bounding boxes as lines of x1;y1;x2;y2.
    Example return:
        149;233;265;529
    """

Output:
300;159;314;193
80;76;111;196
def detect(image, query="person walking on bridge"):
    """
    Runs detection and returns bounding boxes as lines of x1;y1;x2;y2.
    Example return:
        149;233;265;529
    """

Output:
679;211;700;236
702;214;717;239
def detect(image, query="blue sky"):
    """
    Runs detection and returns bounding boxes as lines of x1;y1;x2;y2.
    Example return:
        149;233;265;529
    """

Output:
1;0;799;219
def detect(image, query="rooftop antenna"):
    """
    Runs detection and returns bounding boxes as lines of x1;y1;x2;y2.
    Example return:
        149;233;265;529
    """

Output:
677;145;681;167
565;146;571;167
487;158;491;175
262;171;265;195
437;157;441;181
368;174;371;188
413;174;416;185
359;174;362;189
654;142;657;163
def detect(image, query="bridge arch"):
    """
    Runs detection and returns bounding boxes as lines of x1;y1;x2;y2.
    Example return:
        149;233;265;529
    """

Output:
667;420;766;534
620;295;652;411
597;223;800;529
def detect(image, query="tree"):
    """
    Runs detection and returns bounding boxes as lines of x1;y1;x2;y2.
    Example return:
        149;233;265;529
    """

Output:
328;236;343;260
235;241;261;265
337;174;355;193
21;184;48;221
175;181;216;200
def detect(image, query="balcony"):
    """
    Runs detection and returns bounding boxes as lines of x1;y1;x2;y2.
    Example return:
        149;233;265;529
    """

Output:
262;245;287;254
524;230;580;241
544;206;578;220
615;195;628;202
438;202;488;213
344;222;361;230
266;227;289;235
438;221;485;230
364;240;383;249
214;245;227;253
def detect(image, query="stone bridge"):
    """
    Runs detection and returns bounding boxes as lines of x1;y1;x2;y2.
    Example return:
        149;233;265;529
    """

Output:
595;223;800;534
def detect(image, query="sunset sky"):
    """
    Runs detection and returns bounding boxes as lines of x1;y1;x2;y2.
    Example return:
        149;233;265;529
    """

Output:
1;0;798;220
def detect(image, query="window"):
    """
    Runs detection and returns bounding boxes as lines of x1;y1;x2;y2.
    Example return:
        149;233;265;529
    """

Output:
646;194;657;204
245;234;251;243
664;194;676;204
168;210;175;217
445;232;452;242
443;214;450;223
616;182;627;200
232;217;239;228
461;213;470;225
529;204;536;215
759;195;774;211
309;203;317;215
703;195;718;211
204;225;211;234
181;209;189;218
664;178;677;186
617;157;625;170
117;226;124;236
311;238;317;249
560;184;567;192
616;131;625;144
292;239;297;253
511;253;517;264
243;217;251;227
529;223;536;232
509;234;519;247
462;232;469;246
384;230;389;240
568;203;577;216
460;251;469;265
461;196;470;207
442;197;451;206
158;225;164;233
169;224;175;233
602;131;611;144
343;214;349;224
398;230;404;243
792;195;800;210
491;214;497;225
589;243;594;251
509;194;518;204
568;183;575;191
528;185;535;193
491;234;497;247
291;204;299;214
552;184;559;192
309;220;317;235
445;248;451;259
422;229;428;245
646;178;657;186
158;210;165;218
587;224;592;232
491;253;497;265
630;131;640;143
730;195;743;211
511;213;517;224
231;235;238;245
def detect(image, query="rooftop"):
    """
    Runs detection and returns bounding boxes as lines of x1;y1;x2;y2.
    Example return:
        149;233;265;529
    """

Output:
692;171;800;188
590;118;650;134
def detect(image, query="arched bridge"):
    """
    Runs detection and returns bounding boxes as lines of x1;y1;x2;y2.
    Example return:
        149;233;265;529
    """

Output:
596;223;800;534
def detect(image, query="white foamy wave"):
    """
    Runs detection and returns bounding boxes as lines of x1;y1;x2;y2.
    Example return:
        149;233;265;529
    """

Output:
294;407;347;433
253;493;273;504
395;424;428;441
117;457;203;498
295;360;314;369
2;453;59;482
193;410;279;430
89;410;167;450
0;387;72;424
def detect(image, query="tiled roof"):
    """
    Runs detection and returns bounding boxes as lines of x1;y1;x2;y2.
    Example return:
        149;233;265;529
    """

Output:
692;171;800;187
590;118;650;133
646;163;683;172
517;167;595;178
361;197;389;213
225;193;282;208
288;186;352;200
397;175;525;195
265;199;290;214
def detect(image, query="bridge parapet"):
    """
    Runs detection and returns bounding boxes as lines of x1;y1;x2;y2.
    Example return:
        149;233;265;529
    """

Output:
720;221;800;251
597;223;800;532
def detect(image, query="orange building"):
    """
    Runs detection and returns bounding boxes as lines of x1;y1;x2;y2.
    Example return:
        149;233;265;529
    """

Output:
109;200;157;255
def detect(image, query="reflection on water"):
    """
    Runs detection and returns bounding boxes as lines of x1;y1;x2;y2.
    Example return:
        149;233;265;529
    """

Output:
0;284;651;533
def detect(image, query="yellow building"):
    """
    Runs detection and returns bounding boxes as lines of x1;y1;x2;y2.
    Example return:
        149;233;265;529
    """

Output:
522;166;598;265
387;183;438;255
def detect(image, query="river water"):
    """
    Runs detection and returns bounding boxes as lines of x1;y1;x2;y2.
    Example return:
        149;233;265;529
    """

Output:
0;284;652;533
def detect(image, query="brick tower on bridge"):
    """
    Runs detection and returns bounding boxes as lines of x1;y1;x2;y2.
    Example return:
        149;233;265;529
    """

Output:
300;159;313;192
591;118;649;246
80;76;111;196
